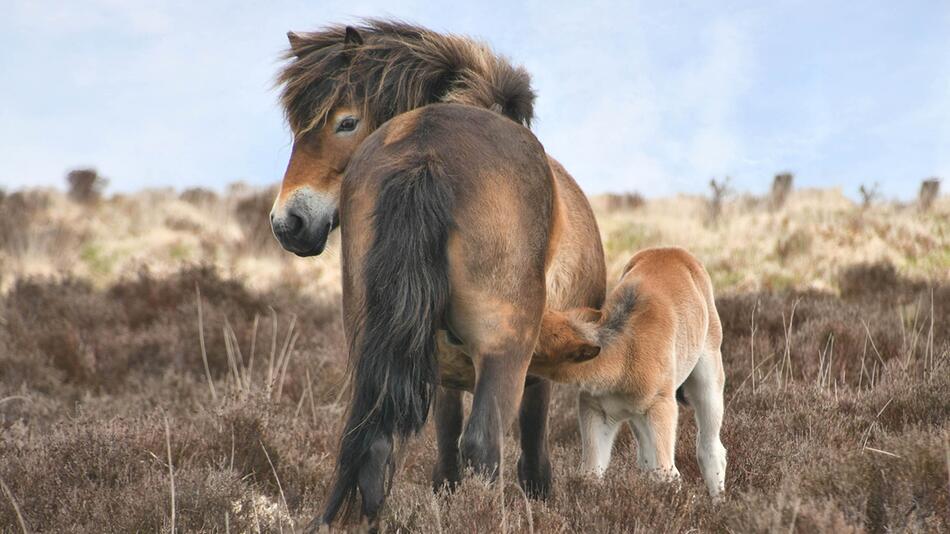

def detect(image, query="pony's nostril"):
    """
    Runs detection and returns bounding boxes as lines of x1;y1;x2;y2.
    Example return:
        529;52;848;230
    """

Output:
286;213;304;234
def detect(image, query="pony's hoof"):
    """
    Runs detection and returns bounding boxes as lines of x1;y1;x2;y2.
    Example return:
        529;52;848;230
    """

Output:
431;460;462;493
303;517;331;534
517;456;553;500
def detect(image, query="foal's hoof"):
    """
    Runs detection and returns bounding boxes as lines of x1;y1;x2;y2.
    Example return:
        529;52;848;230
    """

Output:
517;456;552;500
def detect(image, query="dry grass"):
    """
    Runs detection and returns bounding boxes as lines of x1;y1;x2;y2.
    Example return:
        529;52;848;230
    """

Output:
0;186;340;296
0;185;948;532
594;187;949;292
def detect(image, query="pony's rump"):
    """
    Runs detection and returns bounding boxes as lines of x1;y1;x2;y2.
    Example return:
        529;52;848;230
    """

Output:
322;156;454;522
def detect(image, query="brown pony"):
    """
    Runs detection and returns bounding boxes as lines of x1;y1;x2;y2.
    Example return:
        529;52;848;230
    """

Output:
269;20;605;526
326;102;561;526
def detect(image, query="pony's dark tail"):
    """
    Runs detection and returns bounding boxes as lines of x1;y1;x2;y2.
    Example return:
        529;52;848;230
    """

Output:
322;157;453;523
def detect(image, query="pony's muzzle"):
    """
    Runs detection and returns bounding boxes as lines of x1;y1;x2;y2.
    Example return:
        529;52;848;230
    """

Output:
270;194;338;257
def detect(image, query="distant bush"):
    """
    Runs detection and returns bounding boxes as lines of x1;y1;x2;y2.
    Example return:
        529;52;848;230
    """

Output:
707;177;730;225
0;190;50;252
180;187;218;205
602;192;646;212
235;187;279;252
769;172;794;210
66;168;108;204
918;178;940;212
858;183;879;210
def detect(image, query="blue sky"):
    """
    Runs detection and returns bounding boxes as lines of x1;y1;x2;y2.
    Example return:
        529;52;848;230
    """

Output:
1;1;948;199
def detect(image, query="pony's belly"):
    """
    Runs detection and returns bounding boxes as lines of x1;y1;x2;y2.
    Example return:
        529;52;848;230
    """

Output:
436;334;476;391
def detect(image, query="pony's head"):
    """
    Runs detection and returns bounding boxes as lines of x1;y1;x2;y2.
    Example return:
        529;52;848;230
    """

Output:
532;308;602;369
271;19;536;256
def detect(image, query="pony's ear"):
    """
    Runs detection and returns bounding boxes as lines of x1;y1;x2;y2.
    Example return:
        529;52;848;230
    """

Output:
287;31;306;55
344;26;364;46
571;343;601;363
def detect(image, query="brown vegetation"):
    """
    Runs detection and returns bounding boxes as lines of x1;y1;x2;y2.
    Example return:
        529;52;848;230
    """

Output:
1;260;947;532
1;184;947;532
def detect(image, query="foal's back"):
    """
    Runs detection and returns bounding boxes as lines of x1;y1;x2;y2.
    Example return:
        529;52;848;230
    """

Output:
619;247;722;389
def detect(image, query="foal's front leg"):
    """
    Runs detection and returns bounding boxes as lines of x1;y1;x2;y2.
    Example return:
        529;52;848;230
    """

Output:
578;391;622;477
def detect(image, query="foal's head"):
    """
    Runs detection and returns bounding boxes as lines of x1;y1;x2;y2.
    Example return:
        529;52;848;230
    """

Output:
270;20;535;256
532;308;602;368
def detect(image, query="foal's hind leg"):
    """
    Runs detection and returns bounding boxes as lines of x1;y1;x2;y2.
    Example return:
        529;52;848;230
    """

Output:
628;394;680;482
682;351;727;497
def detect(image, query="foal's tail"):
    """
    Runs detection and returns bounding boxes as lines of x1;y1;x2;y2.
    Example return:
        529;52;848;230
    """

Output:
322;157;453;523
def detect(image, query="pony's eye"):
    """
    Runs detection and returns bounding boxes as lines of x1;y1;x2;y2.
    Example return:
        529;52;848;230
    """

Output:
336;117;359;133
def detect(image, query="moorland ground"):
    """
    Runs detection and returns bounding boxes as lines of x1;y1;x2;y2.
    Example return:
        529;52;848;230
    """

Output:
1;185;948;532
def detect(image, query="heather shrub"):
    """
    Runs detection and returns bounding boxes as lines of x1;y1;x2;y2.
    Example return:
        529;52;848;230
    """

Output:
1;266;339;392
1;262;946;532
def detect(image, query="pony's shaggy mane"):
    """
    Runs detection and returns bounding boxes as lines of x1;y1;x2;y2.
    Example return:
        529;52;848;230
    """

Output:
277;19;536;134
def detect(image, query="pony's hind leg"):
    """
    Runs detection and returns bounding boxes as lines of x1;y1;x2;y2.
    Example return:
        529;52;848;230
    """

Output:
449;285;544;483
357;433;393;522
578;391;622;477
432;386;464;491
460;352;533;480
682;350;727;497
517;378;553;497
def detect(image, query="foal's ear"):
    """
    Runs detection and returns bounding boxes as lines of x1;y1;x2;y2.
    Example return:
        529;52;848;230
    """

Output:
576;307;603;323
571;343;601;363
344;26;364;46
